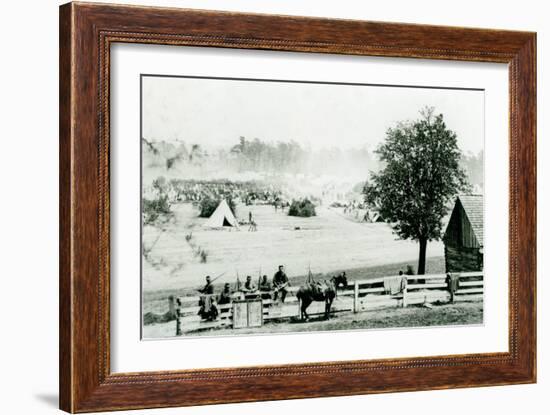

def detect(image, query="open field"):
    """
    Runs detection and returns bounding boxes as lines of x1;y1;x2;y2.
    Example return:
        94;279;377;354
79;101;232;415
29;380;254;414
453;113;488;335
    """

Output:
142;299;482;339
143;202;444;293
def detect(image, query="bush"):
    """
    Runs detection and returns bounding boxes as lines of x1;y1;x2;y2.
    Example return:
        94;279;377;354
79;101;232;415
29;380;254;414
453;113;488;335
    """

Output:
288;198;317;217
143;194;172;225
199;196;236;218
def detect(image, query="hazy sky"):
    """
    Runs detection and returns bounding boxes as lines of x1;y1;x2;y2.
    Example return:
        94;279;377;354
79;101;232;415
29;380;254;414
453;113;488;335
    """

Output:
142;75;484;155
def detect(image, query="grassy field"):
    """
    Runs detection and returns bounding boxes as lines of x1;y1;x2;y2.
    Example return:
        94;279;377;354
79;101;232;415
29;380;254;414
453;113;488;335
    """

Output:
142;202;444;293
142;299;482;339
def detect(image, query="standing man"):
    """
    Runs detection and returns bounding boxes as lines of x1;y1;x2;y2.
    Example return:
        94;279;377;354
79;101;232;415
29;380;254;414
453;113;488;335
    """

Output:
273;265;290;303
197;276;217;320
198;275;214;294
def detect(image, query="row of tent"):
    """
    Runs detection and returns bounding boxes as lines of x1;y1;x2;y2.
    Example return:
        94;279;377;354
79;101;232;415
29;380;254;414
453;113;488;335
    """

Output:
203;199;385;229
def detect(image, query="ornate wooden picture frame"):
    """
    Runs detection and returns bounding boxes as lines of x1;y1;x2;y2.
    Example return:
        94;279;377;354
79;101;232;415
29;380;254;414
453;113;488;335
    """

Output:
59;2;536;412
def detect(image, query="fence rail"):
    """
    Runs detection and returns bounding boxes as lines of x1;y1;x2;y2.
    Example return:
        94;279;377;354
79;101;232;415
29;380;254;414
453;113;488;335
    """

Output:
172;271;483;335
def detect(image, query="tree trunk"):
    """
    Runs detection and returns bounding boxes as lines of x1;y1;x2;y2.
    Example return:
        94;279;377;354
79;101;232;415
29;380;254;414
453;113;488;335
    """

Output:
418;237;427;275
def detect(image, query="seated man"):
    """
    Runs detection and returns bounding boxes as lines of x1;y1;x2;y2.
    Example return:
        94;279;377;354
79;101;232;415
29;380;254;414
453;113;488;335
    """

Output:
259;275;272;291
241;275;258;296
259;274;272;300
217;282;233;305
272;265;290;303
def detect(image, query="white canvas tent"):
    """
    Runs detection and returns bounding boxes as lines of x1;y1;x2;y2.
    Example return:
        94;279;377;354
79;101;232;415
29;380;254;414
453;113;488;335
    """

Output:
363;209;385;223
203;199;239;228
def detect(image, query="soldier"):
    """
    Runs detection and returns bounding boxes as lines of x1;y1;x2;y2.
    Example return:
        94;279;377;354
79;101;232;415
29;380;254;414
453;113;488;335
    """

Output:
259;275;272;292
242;275;257;293
273;265;290;303
218;283;233;305
259;274;272;300
198;275;214;294
197;276;218;320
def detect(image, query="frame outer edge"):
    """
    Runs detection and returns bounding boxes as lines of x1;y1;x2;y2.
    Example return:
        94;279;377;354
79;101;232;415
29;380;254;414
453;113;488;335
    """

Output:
60;2;537;412
518;33;537;382
59;2;75;413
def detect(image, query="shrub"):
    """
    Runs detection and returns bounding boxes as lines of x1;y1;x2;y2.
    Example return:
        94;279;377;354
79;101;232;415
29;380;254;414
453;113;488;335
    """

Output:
143;194;172;225
288;198;317;217
152;176;168;193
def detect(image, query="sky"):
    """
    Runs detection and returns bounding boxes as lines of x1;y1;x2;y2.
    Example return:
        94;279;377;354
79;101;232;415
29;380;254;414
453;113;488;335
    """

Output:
142;75;484;155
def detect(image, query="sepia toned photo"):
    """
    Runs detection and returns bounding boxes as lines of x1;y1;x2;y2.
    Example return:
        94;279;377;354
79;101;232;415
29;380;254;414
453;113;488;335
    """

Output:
141;75;484;339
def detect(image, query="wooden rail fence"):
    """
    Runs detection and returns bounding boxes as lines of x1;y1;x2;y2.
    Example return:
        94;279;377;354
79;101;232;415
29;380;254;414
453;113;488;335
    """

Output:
172;272;483;335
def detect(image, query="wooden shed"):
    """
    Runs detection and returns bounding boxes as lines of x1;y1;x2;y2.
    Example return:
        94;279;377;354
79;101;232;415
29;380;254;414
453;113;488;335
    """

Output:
443;195;484;273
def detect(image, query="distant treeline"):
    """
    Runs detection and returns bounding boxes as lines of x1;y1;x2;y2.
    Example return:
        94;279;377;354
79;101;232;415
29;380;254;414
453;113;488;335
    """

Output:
142;136;483;188
143;136;380;178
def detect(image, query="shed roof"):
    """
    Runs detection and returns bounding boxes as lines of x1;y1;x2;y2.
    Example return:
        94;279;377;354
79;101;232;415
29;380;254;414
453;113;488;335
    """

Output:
458;195;484;246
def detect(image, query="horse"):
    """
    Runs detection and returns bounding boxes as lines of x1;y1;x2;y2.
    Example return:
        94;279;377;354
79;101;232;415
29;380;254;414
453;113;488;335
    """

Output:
330;272;348;290
296;281;337;321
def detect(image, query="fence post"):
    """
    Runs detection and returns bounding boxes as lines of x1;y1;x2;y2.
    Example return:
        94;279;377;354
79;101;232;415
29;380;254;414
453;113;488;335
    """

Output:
168;295;176;319
175;310;182;336
353;281;359;313
175;298;182;336
402;277;408;308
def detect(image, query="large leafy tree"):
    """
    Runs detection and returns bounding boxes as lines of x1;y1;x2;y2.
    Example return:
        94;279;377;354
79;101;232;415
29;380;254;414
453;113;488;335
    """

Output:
363;107;469;274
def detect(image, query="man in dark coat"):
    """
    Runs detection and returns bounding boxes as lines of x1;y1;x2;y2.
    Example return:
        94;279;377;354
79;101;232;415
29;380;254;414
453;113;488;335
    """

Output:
242;275;257;294
259;274;272;300
217;283;233;305
198;276;217;320
259;275;272;291
198;275;214;294
273;265;290;303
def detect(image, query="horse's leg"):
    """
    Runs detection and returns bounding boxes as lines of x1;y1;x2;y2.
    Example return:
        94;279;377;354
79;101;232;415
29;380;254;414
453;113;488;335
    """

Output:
302;298;311;321
325;296;334;320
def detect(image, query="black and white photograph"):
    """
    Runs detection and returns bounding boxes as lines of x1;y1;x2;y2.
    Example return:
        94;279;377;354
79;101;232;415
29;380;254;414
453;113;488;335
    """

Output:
141;74;485;339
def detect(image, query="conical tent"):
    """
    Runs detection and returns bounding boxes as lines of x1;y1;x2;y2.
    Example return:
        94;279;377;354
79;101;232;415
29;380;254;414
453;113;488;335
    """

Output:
203;199;239;228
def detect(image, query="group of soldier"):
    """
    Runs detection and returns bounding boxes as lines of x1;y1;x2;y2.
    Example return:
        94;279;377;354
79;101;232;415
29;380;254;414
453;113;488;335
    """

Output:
154;179;286;208
197;265;290;320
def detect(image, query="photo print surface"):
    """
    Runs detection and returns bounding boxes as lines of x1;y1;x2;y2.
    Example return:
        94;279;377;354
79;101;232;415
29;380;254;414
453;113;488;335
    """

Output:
141;75;484;339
